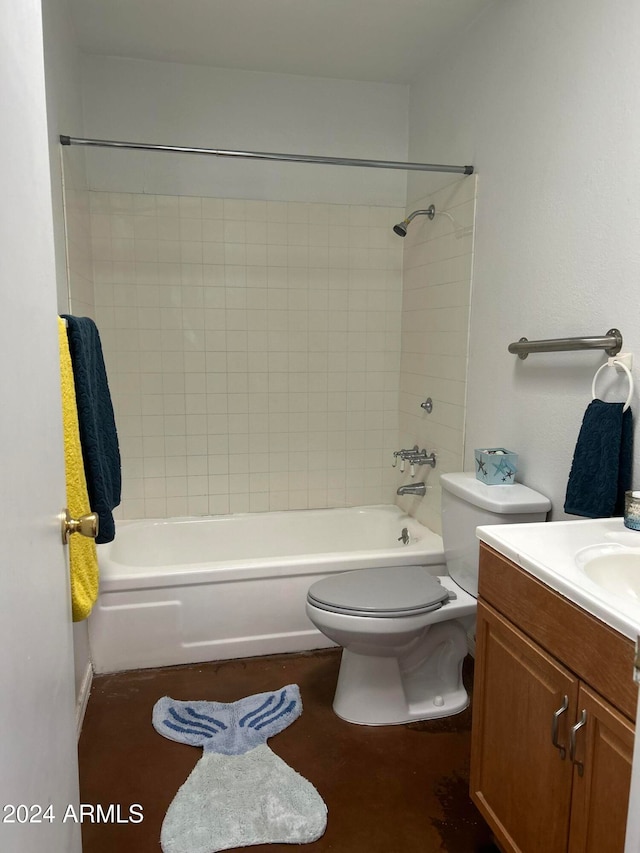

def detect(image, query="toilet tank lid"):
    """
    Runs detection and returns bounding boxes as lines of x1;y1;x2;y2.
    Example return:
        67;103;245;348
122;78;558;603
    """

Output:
440;472;551;514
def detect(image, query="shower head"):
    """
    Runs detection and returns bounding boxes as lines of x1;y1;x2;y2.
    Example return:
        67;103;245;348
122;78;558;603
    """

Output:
392;204;435;237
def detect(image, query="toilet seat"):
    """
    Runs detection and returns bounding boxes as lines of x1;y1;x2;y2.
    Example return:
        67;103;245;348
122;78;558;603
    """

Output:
306;565;450;618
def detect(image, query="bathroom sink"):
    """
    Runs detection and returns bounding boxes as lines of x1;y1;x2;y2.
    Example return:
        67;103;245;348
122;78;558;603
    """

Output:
580;551;640;602
476;517;640;642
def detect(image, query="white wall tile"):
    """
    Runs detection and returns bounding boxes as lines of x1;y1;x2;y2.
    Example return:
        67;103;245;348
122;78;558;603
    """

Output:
396;176;476;533
92;191;404;517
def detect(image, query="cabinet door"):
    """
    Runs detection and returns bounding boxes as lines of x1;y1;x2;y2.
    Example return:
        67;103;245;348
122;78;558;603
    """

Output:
568;683;634;853
471;601;579;853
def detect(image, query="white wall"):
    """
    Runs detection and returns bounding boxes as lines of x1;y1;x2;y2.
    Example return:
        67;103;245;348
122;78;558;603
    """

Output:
80;55;409;206
42;0;86;309
41;0;93;722
408;0;640;519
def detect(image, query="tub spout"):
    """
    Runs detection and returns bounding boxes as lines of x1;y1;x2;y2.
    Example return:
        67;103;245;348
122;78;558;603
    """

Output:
396;482;426;497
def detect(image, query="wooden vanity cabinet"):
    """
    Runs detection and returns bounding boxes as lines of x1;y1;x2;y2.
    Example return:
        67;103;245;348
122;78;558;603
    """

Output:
471;544;637;853
567;683;634;853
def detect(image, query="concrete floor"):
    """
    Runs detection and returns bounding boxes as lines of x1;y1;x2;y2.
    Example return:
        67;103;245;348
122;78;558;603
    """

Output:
78;648;496;852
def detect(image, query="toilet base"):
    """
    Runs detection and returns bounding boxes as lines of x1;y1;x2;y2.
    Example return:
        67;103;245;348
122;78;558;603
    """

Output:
332;619;470;726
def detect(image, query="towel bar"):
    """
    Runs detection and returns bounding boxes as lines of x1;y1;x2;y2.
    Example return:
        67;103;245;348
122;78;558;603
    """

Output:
508;329;622;359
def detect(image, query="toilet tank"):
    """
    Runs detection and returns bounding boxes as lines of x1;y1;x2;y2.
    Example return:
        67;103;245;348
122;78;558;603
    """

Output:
440;473;551;597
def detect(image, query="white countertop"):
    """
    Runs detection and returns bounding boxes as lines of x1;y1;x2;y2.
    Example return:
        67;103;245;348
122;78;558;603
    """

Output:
477;517;640;642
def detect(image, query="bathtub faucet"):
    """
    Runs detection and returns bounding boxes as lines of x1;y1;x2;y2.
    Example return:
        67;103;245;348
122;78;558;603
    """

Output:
392;446;437;476
396;482;427;497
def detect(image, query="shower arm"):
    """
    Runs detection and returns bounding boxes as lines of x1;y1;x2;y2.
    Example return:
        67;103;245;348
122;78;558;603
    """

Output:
405;207;436;224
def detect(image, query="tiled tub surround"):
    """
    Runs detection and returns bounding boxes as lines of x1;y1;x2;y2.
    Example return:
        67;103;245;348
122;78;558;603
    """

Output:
63;149;95;320
90;193;404;518
396;176;477;533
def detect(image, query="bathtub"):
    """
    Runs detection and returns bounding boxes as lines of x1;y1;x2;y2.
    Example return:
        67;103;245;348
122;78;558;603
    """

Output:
89;505;445;673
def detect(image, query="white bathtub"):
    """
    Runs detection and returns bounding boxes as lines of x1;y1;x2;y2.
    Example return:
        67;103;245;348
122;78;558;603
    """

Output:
89;505;445;673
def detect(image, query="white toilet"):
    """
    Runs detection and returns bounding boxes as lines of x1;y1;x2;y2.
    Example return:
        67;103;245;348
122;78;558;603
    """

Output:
305;472;551;725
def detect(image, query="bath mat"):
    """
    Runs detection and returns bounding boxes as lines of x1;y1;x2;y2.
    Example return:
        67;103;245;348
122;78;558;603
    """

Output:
153;684;327;853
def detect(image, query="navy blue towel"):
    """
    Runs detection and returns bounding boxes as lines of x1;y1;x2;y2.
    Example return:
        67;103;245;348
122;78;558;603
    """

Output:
61;315;121;543
564;399;633;518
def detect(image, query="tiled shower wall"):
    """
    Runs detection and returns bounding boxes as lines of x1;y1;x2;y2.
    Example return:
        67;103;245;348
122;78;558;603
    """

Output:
89;193;405;518
396;176;477;533
63;151;95;319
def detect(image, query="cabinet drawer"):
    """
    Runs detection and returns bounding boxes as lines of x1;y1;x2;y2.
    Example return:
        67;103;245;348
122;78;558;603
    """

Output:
479;543;637;720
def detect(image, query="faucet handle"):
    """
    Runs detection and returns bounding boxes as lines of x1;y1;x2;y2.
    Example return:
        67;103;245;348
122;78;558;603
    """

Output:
393;447;436;471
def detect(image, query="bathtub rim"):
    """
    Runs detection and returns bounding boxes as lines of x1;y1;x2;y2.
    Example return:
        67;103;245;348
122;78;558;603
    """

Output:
99;504;445;594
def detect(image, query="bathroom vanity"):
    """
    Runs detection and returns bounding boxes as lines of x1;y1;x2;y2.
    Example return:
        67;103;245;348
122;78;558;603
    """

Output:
471;520;640;853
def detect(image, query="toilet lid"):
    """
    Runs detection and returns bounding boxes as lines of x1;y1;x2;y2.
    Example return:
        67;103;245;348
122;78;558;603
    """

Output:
307;566;449;618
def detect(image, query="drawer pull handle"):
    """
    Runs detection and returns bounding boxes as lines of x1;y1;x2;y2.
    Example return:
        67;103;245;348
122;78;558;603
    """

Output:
569;709;588;776
551;694;569;759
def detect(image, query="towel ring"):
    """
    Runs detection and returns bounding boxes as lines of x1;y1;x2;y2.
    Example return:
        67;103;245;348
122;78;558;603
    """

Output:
591;360;634;412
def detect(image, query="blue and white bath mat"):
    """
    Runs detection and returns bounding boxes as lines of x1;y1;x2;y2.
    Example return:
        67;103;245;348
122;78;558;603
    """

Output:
153;684;327;853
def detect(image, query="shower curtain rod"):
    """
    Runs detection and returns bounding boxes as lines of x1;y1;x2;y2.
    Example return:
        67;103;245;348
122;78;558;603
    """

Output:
59;135;474;175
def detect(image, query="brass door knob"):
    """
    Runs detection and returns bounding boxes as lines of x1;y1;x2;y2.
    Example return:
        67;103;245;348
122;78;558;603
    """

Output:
61;509;99;544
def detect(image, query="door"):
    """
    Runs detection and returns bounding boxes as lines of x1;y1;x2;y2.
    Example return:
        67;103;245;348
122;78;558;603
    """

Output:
470;601;578;853
0;1;81;852
568;683;634;853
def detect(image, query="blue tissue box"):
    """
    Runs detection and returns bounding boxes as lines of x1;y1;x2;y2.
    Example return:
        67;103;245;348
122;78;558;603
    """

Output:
474;448;518;485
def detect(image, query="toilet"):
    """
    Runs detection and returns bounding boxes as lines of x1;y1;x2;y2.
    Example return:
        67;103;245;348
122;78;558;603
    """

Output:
305;472;551;725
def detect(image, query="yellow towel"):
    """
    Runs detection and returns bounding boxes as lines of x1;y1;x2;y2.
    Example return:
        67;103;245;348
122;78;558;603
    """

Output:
58;318;99;621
